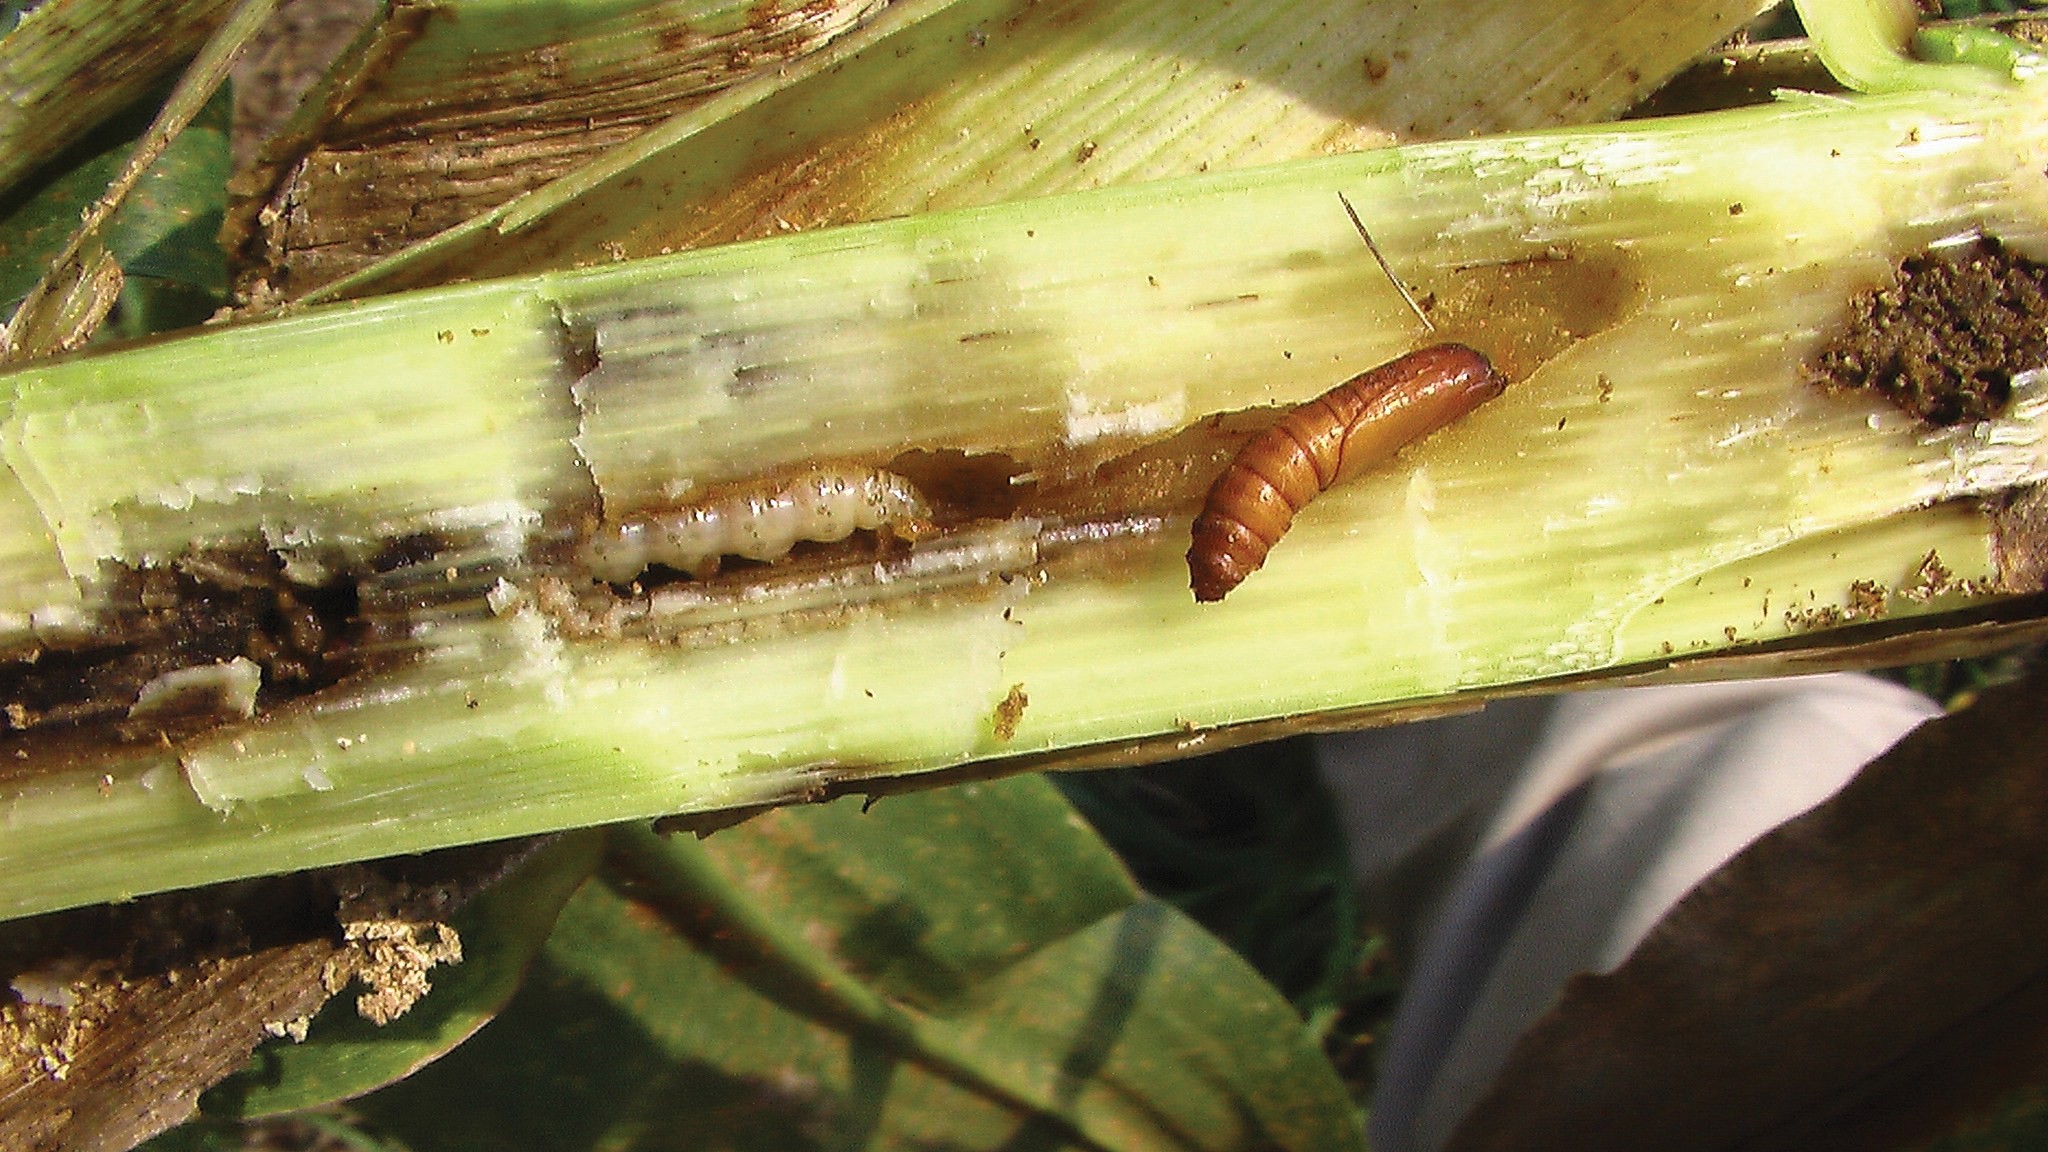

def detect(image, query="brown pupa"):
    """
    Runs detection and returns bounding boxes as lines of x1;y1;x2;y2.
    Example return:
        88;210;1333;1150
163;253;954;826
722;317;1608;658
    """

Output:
1187;342;1506;602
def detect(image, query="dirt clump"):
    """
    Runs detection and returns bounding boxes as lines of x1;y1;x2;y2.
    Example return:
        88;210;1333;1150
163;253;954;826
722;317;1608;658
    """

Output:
1809;236;2048;425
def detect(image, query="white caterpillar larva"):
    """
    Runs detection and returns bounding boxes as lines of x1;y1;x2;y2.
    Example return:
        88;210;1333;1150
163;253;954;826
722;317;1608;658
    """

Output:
582;467;932;584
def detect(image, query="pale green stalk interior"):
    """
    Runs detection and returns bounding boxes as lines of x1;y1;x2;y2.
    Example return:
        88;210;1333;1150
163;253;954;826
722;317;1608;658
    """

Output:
1;84;2045;918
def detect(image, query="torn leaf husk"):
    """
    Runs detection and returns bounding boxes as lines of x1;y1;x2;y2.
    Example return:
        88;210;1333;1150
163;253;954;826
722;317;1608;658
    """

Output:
226;0;931;301
261;0;1769;301
3;83;2048;919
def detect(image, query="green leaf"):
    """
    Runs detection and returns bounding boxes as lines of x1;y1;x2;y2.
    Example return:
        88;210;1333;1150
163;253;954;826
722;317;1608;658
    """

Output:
192;831;605;1120
0;81;230;324
1056;741;1359;1016
1913;23;2048;79
346;777;1364;1151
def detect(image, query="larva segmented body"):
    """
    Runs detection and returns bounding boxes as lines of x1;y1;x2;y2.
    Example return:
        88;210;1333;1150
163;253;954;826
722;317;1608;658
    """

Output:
583;467;931;584
1187;342;1506;602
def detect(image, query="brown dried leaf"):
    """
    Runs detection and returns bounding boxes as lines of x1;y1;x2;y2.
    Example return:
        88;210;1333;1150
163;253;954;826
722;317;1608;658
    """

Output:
226;0;892;299
0;839;544;1151
0;906;342;1151
229;0;1765;300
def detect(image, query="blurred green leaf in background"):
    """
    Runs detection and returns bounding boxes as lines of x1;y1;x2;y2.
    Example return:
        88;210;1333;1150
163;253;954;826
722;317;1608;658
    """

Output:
165;777;1365;1151
0;82;231;338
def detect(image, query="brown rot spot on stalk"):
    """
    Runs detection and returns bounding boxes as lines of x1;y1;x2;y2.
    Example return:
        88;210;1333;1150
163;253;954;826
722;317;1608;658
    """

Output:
990;683;1028;742
1808;236;2048;425
556;307;602;384
0;549;362;756
0;537;464;780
